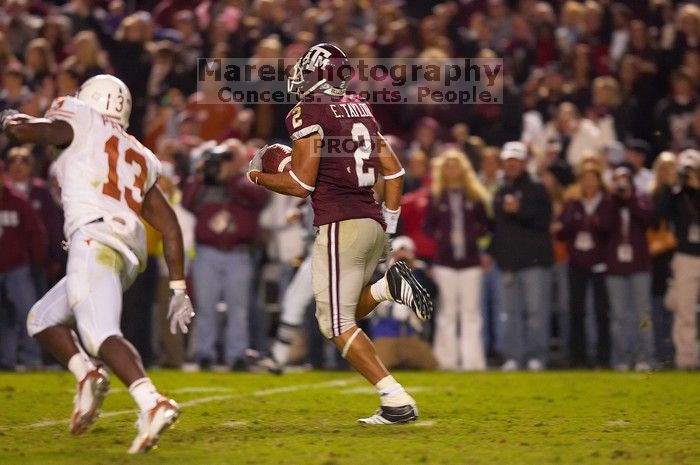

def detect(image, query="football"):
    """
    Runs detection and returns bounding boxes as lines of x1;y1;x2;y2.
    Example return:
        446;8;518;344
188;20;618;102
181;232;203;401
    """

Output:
261;143;292;173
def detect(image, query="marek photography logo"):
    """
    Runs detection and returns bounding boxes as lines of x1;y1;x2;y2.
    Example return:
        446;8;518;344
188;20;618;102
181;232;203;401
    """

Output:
198;57;503;105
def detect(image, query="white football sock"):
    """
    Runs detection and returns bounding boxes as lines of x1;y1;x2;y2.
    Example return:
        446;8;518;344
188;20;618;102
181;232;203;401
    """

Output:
370;277;389;302
67;353;96;382
375;375;415;407
271;341;291;366
129;378;161;412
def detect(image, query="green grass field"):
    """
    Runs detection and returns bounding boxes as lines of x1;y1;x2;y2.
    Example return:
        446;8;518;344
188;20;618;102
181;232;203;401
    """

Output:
1;370;699;465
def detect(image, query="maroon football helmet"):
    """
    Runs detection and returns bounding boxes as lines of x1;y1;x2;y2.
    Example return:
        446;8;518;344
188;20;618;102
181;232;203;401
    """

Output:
287;43;352;98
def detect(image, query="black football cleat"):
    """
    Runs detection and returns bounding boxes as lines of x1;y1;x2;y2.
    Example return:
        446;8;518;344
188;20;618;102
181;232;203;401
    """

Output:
357;404;419;425
385;261;433;320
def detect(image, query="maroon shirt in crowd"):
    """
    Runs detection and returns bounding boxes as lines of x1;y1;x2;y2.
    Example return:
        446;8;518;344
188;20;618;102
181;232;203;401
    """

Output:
604;194;653;275
183;174;268;251
423;190;490;269
11;178;66;281
285;93;385;228
0;185;47;273
558;193;614;270
400;186;437;260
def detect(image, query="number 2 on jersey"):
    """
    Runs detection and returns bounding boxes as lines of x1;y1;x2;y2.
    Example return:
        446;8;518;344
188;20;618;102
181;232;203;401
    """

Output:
102;135;148;214
352;123;375;187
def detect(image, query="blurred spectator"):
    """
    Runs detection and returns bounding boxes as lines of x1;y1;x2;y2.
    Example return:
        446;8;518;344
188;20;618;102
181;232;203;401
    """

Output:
478;146;503;357
655;149;700;369
424;149;491;371
648;152;679;367
544;102;603;167
24;38;55;91
604;164;654;371
541;160;575;362
489;142;553;371
183;141;267;370
5;146;65;287
554;155;612;368
259;193;307;273
0;31;21;70
609;3;632;70
624;138;654;192
402;150;430;194
4;0;41;56
654;69;697;152
55;67;81;97
186;67;241;143
0;159;46;370
399;183;437;262
408;117;442;159
0;66;32;113
588;76;635;146
371;237;438;371
62;30;108;81
465;55;523;147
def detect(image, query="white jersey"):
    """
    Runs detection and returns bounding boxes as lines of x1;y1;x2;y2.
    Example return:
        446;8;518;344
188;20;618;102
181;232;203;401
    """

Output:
47;96;161;278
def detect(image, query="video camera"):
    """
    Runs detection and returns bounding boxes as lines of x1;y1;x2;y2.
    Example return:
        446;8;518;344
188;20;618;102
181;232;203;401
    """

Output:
201;145;233;185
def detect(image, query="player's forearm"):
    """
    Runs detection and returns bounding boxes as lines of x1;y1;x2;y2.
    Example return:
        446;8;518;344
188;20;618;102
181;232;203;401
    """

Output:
5;119;73;146
383;176;403;211
253;171;310;198
162;226;186;282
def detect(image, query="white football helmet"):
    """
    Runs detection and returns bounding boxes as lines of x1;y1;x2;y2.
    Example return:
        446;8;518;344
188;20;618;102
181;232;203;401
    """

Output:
76;74;132;129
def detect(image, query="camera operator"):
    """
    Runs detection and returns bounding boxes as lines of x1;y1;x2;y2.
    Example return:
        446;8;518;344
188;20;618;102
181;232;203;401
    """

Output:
183;139;268;370
604;164;654;371
654;149;700;369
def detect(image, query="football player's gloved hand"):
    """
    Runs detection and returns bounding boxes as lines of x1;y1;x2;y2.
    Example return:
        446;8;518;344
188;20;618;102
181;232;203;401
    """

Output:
0;109;19;130
382;203;401;235
168;290;195;335
247;144;267;184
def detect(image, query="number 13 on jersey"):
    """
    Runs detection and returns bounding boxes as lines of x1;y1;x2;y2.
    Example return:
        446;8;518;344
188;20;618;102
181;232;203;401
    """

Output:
102;135;149;214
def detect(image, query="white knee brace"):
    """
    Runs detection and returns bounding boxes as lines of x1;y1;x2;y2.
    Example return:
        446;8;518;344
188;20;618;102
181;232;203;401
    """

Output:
341;327;363;358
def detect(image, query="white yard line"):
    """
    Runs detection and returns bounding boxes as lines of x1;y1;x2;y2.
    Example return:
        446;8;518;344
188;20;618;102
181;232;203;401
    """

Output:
4;377;358;431
412;420;436;427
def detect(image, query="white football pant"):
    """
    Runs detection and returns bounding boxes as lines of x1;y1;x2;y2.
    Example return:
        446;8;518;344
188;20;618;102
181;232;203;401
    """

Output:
27;227;125;356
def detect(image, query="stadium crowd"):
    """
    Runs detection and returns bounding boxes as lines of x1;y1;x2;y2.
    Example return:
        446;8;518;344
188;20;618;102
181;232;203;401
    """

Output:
1;0;699;372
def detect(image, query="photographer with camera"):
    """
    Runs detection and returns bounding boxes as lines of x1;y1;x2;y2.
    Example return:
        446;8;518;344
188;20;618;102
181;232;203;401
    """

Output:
654;149;700;369
183;140;268;370
604;164;654;371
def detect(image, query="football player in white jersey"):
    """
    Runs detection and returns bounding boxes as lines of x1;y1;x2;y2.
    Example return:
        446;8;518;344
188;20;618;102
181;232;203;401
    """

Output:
0;75;195;454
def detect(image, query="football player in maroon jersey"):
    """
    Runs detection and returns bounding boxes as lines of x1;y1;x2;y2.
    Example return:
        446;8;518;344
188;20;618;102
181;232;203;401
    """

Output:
248;43;432;424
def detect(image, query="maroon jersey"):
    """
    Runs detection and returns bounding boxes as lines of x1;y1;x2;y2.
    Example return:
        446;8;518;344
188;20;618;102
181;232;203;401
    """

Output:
0;185;47;272
285;94;385;228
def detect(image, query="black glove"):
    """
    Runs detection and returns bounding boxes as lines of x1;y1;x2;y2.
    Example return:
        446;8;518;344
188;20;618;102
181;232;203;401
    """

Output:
0;109;19;129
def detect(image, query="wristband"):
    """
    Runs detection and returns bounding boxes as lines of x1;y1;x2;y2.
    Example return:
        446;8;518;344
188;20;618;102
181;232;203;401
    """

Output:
382;203;401;235
169;280;187;291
